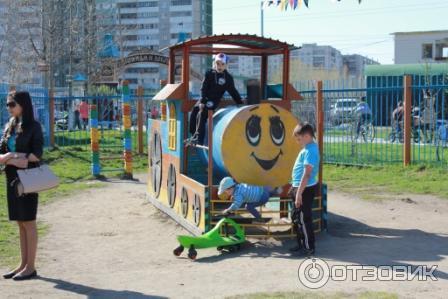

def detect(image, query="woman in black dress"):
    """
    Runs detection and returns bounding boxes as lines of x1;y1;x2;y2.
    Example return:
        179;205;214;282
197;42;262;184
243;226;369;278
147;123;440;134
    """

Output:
0;91;43;281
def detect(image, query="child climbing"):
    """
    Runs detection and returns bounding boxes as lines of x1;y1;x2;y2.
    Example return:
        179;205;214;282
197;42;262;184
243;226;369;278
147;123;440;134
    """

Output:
186;53;243;145
218;177;272;219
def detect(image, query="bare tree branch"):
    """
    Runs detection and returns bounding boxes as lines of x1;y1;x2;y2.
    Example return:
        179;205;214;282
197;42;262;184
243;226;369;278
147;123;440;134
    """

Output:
27;26;43;60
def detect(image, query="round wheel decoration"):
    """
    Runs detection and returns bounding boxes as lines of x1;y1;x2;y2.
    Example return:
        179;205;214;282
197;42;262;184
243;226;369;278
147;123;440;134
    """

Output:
181;187;188;218
150;131;162;198
193;194;201;226
167;164;176;207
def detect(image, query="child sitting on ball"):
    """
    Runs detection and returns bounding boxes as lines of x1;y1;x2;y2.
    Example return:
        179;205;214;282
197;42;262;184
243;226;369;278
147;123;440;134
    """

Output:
187;53;243;145
218;177;273;219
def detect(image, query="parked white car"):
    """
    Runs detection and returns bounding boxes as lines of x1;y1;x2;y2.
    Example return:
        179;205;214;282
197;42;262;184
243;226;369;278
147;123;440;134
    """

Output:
330;98;358;125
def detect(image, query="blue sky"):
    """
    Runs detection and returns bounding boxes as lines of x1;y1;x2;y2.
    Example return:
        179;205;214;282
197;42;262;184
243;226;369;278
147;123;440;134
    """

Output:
213;0;448;64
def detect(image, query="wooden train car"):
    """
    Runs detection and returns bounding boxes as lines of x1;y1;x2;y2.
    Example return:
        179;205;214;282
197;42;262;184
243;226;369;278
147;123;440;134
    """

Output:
147;34;327;237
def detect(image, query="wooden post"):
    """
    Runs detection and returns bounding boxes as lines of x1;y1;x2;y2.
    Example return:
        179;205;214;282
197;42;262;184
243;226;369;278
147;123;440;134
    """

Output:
260;55;267;99
182;47;190;174
316;81;324;195
207;110;213;189
282;48;290;102
403;75;412;166
182;47;190;99
137;85;144;155
182;112;188;173
49;90;55;147
168;50;175;84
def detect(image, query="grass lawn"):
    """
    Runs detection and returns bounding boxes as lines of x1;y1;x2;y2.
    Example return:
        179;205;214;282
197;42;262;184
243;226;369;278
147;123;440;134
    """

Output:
0;146;148;267
324;163;448;200
226;291;398;299
324;141;448;166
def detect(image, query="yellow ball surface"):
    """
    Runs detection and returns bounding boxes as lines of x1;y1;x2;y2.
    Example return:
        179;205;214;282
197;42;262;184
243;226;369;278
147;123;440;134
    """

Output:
221;103;301;187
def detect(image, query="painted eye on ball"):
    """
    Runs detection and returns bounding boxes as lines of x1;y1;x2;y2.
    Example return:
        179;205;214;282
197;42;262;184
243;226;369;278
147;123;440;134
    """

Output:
269;116;285;146
246;115;261;146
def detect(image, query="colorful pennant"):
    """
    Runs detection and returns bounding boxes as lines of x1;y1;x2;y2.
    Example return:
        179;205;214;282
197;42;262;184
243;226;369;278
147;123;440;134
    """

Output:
262;0;362;10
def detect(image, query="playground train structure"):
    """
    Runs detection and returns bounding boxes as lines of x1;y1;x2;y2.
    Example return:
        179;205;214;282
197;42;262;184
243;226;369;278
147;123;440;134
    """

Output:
147;34;327;238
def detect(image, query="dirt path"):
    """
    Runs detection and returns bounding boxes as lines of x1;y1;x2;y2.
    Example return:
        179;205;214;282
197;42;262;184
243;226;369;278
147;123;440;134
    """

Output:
1;175;447;298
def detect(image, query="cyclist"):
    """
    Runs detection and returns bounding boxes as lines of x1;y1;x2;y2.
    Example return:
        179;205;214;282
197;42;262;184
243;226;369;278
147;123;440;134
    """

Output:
392;101;404;137
353;97;372;138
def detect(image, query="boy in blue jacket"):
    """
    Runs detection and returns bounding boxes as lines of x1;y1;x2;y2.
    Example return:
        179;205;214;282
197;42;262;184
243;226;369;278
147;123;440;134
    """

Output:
187;53;242;145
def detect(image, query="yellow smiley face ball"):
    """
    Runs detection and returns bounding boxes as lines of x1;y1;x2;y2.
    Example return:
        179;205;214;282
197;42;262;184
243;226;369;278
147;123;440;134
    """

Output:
221;103;301;187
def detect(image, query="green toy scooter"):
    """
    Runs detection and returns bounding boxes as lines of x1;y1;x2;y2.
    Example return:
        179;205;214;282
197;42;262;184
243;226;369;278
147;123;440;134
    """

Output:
173;217;246;260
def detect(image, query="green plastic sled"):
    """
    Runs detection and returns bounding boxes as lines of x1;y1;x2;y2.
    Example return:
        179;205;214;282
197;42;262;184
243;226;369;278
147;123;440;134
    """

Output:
173;217;246;260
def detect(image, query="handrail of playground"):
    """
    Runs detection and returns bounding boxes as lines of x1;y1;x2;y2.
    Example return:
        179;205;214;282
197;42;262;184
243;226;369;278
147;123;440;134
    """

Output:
185;110;214;189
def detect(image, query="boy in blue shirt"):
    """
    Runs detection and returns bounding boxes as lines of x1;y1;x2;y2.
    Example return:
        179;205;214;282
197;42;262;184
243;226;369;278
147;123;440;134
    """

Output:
218;177;271;219
289;123;320;256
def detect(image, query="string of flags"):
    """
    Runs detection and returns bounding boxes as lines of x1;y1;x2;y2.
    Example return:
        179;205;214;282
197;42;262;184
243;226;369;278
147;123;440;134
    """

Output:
262;0;362;10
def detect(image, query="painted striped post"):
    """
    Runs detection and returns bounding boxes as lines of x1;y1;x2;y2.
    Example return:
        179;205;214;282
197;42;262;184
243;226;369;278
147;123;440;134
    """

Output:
122;80;133;179
90;103;100;176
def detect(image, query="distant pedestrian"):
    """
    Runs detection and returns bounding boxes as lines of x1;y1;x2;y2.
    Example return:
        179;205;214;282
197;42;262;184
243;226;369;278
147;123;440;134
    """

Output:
151;105;158;119
73;103;82;130
79;100;89;130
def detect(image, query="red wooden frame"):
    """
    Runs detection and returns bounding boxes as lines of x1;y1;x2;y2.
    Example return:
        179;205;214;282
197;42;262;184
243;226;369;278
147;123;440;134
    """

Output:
167;34;300;191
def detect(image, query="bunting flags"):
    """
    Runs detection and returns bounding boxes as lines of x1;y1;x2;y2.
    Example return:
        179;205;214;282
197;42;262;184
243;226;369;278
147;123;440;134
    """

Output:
262;0;362;10
279;0;288;11
262;0;275;9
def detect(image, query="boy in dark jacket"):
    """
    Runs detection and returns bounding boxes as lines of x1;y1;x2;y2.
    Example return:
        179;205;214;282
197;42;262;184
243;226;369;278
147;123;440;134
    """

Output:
187;53;243;145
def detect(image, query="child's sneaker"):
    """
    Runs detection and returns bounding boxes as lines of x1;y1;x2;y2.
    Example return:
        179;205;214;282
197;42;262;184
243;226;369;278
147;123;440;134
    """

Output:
289;245;302;252
303;248;315;256
252;218;267;225
289;244;303;252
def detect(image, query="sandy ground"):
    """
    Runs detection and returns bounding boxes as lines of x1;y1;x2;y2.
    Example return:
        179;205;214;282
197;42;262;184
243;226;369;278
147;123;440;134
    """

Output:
1;174;447;299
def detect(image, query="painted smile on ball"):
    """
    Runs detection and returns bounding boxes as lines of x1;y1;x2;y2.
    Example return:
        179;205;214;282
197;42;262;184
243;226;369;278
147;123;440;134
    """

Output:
251;150;283;171
245;107;286;171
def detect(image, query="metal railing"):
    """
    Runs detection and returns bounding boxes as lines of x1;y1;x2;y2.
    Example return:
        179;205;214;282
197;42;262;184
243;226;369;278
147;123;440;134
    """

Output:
294;75;448;167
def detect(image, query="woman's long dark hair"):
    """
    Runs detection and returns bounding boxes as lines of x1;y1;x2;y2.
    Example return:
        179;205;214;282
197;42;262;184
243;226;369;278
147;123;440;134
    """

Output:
5;91;35;137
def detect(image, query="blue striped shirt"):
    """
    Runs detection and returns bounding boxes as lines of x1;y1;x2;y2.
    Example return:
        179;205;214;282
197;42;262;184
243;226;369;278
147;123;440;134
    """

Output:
229;184;265;210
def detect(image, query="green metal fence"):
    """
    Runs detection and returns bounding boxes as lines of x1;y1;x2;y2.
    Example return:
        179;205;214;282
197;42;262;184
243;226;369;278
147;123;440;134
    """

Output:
2;78;447;168
0;87;156;176
294;75;448;167
51;95;154;152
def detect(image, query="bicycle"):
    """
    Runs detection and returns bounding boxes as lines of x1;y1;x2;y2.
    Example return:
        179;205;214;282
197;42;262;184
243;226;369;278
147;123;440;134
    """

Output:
388;119;418;143
388;119;403;143
350;115;375;143
388;119;434;144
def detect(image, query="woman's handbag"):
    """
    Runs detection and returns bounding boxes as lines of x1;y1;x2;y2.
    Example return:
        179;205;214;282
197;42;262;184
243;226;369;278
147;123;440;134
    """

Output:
16;165;59;196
